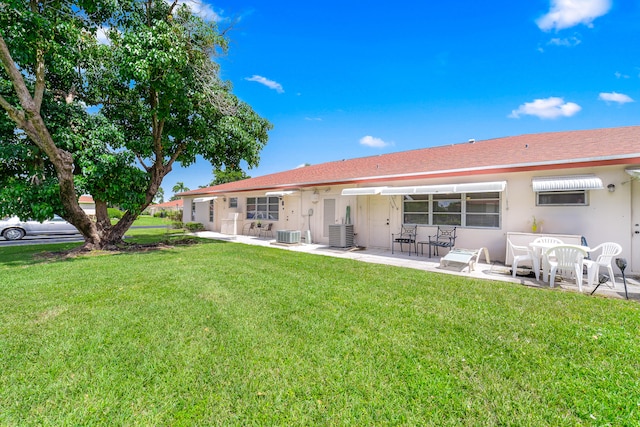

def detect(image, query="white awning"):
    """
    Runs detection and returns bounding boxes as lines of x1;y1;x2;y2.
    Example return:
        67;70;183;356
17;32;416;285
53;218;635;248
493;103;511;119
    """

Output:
625;168;640;178
265;191;298;196
380;181;506;195
532;175;603;192
455;181;506;193
193;196;217;202
341;187;386;196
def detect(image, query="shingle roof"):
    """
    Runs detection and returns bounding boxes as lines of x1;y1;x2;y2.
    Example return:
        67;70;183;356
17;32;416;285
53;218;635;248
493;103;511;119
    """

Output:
152;199;184;208
180;126;640;196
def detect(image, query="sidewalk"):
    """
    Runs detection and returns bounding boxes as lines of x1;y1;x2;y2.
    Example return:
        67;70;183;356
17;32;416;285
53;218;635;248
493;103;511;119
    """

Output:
195;231;639;301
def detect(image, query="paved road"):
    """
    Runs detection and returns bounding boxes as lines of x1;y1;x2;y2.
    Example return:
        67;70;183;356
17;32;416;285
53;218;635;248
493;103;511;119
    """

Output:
0;226;170;247
0;234;84;247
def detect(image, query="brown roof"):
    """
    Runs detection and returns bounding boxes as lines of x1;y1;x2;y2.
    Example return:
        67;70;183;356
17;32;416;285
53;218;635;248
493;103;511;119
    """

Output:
78;195;94;203
151;199;184;208
180;126;640;196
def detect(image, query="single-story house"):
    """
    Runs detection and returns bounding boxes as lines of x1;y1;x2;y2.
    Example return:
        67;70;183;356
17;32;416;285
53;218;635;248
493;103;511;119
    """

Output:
178;126;640;273
147;199;184;217
79;195;96;217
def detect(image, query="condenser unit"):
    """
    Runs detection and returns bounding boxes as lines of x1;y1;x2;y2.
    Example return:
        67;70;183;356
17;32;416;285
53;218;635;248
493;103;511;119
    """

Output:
329;224;354;248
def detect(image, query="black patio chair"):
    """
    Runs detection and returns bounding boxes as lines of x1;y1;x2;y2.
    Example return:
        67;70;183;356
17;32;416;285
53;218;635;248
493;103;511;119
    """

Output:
428;226;457;257
392;224;418;255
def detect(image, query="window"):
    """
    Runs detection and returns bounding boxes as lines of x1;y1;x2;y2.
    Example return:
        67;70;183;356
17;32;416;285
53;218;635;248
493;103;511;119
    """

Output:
209;200;214;222
466;192;500;227
403;192;501;228
229;197;238;208
432;194;462;226
191;201;196;221
537;190;587;206
246;197;279;220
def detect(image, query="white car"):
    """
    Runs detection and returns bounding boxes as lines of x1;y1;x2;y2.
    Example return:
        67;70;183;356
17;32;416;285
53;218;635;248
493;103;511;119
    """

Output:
0;215;80;240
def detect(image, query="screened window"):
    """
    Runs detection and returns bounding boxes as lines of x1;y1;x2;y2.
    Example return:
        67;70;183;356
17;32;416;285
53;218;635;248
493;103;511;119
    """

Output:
432;194;462;226
209;200;214;222
403;195;429;225
403;192;501;228
466;192;500;227
246;197;279;220
229;197;238;208
537;190;587;206
191;201;196;221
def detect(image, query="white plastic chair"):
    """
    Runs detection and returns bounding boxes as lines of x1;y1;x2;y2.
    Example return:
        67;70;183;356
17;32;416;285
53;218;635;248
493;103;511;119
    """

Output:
508;239;539;280
583;242;622;288
546;245;587;292
533;237;564;282
532;237;564;245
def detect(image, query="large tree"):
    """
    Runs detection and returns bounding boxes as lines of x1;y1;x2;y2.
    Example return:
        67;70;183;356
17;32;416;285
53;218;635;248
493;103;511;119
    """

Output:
208;166;250;186
0;0;271;249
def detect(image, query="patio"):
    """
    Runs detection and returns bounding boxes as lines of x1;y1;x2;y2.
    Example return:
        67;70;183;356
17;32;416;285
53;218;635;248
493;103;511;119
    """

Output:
195;231;640;301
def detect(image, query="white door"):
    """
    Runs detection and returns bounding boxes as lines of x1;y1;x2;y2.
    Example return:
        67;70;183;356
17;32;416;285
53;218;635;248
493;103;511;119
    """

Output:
631;178;640;273
284;196;301;231
323;198;336;238
369;195;391;248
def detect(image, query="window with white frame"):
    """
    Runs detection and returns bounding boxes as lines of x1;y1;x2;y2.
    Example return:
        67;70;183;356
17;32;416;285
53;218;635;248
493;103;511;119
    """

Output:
403;192;501;228
246;197;279;220
209;200;214;222
191;201;196;221
536;190;587;206
229;197;238;208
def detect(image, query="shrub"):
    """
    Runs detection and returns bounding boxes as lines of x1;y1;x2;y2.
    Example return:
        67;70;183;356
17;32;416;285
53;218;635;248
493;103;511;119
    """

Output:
108;208;124;219
185;222;205;232
172;221;184;229
168;210;183;221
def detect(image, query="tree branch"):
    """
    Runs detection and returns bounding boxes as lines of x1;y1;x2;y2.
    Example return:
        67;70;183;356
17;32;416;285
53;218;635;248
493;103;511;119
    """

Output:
0;94;26;126
136;153;151;172
0;33;37;116
33;47;45;112
167;0;179;15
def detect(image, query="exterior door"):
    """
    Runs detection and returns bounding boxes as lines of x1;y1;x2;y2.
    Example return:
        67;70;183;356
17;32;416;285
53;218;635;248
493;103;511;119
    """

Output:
369;195;391;248
284;196;301;231
631;179;640;273
323;198;336;238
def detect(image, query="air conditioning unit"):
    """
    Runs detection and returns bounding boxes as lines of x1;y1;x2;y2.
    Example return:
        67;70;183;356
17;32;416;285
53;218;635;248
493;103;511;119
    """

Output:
329;224;354;248
277;230;301;244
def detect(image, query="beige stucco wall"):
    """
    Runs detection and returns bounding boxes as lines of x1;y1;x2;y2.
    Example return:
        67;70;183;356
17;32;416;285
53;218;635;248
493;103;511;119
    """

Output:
184;164;639;273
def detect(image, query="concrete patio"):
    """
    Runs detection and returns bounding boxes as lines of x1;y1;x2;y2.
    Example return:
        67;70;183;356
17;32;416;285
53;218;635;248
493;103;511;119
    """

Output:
195;231;639;301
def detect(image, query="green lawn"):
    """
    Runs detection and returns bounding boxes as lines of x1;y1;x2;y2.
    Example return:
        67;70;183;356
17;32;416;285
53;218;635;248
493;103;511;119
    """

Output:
1;238;639;426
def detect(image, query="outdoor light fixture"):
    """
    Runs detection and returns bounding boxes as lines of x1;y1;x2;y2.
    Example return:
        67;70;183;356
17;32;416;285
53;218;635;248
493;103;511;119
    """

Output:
607;184;616;192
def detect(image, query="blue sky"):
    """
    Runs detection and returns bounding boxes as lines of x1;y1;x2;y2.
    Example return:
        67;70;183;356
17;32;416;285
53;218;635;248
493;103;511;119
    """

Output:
165;0;640;196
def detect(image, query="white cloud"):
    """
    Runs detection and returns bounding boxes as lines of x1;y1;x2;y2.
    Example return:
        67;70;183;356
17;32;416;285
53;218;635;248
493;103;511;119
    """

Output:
509;97;582;119
614;71;630;79
96;27;111;45
548;36;581;47
598;92;634;104
245;75;284;93
359;135;391;148
537;0;611;31
305;117;323;121
175;0;223;22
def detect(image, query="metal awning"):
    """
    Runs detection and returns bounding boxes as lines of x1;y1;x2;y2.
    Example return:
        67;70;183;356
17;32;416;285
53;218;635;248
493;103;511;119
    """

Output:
379;181;506;195
193;196;217;202
625;168;640;178
265;191;298;196
341;187;386;196
532;175;603;192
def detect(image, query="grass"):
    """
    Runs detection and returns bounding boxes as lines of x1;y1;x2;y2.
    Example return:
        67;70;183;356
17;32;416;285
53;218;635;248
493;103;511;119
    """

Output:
0;237;639;425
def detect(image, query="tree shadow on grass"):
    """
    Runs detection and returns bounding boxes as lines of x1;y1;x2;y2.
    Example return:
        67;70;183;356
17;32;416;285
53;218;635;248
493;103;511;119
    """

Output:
0;236;225;269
